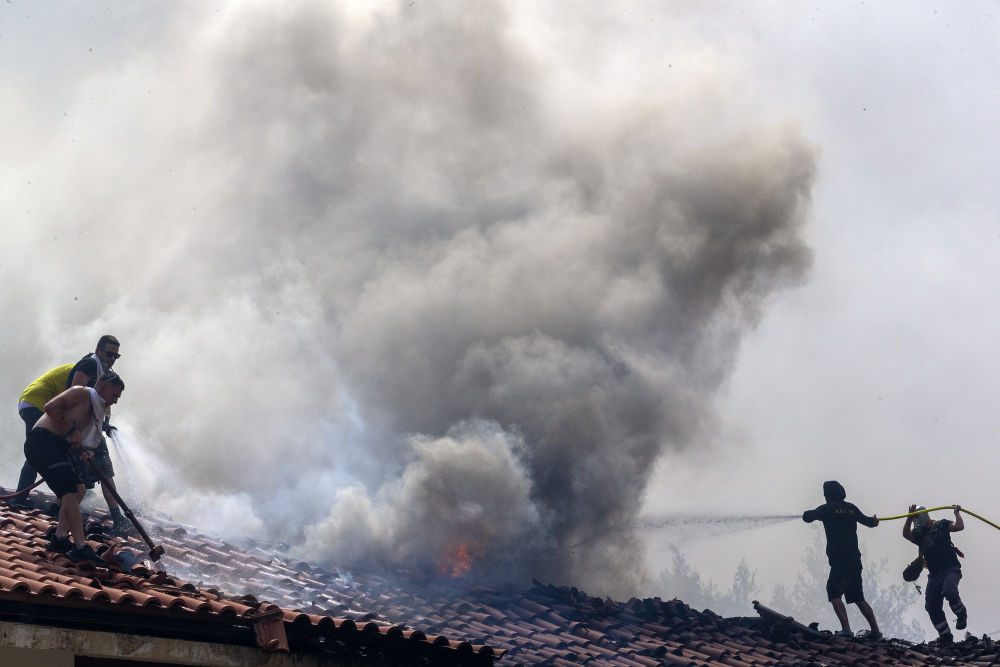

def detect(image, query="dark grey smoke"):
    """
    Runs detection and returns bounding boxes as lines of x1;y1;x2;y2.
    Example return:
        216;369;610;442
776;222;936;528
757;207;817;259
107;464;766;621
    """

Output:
0;2;814;596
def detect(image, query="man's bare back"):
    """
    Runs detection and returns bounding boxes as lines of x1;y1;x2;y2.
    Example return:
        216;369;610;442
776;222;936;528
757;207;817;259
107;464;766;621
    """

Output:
37;384;120;451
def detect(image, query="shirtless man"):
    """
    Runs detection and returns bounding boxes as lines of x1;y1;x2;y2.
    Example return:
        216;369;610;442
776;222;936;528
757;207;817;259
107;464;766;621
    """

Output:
11;336;120;509
65;335;128;532
24;371;125;565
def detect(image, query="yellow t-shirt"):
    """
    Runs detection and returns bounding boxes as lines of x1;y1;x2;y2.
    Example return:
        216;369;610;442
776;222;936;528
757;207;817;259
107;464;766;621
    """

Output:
18;364;75;410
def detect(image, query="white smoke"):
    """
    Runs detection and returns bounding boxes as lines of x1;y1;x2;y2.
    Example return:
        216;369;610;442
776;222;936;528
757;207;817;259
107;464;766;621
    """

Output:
0;1;814;595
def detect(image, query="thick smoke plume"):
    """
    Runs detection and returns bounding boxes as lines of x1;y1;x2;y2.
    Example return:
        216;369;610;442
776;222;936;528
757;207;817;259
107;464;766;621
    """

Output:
0;2;814;595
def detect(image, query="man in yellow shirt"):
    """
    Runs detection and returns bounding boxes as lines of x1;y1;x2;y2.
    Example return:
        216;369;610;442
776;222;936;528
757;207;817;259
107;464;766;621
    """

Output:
12;364;75;506
25;372;125;564
11;336;125;530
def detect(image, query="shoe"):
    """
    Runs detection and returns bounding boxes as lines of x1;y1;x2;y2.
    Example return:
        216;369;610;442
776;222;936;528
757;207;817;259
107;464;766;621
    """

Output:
66;544;106;567
45;535;73;554
936;632;953;645
955;612;967;631
835;629;853;638
111;517;133;537
864;631;882;641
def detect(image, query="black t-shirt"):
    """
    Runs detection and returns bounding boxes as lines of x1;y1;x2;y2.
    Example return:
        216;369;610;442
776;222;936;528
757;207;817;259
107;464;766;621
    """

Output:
64;353;112;430
803;500;879;565
66;353;104;389
909;519;960;574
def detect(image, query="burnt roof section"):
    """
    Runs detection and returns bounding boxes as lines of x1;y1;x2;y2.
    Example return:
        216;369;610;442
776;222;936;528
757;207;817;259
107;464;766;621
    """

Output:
5;488;1000;665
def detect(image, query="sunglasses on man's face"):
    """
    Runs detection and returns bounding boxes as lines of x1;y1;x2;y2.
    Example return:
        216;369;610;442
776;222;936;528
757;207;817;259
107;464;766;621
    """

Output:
103;350;121;359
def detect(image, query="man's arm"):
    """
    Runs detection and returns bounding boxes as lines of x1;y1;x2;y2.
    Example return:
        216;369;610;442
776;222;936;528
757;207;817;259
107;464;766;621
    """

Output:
802;506;823;523
847;503;878;528
903;504;916;540
950;505;964;532
68;357;98;387
854;503;879;528
68;371;92;386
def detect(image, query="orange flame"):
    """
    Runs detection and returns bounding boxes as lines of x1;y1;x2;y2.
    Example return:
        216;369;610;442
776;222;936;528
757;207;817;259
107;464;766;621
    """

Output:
437;543;483;578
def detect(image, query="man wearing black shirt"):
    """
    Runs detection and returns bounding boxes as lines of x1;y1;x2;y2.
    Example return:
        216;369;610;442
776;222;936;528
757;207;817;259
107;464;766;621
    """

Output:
904;504;967;642
67;335;120;388
802;480;881;638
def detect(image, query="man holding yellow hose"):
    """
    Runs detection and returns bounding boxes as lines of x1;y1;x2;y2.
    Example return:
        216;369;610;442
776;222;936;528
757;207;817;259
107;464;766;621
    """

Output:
903;504;967;643
802;480;881;639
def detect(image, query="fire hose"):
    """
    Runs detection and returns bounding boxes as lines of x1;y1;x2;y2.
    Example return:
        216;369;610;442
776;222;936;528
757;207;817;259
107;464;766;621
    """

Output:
875;505;998;590
877;505;1000;531
1;425;165;561
87;460;165;561
0;480;45;500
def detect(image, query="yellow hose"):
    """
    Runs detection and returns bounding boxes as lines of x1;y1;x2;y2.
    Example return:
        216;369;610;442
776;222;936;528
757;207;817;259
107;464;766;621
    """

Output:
877;506;1000;531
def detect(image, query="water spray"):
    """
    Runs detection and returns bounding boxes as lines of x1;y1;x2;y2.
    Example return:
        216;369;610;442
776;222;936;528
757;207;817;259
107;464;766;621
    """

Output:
87;460;165;562
637;514;799;531
106;426;142;510
571;513;798;551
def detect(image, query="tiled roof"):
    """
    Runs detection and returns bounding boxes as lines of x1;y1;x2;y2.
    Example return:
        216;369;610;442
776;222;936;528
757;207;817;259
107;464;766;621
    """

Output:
0;490;502;666
4;489;1000;666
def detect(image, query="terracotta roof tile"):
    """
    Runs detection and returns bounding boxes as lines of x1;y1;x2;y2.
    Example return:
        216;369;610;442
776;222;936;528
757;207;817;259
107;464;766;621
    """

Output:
0;495;503;665
11;489;1000;665
0;575;30;593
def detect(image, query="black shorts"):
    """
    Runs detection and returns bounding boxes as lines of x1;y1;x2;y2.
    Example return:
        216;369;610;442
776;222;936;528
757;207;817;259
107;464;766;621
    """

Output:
72;440;114;488
827;558;865;604
23;427;82;498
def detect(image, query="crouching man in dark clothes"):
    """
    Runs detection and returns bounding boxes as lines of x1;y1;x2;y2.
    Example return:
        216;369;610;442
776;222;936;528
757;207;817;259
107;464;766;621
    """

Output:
24;372;125;566
802;480;881;639
904;504;967;642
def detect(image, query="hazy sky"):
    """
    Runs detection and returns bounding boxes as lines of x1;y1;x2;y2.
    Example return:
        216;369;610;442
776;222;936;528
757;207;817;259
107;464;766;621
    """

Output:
1;0;998;639
636;0;1000;637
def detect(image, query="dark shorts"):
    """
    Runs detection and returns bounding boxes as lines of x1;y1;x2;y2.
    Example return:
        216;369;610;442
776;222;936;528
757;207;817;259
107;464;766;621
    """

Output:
827;558;865;604
72;439;114;488
23;427;82;498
